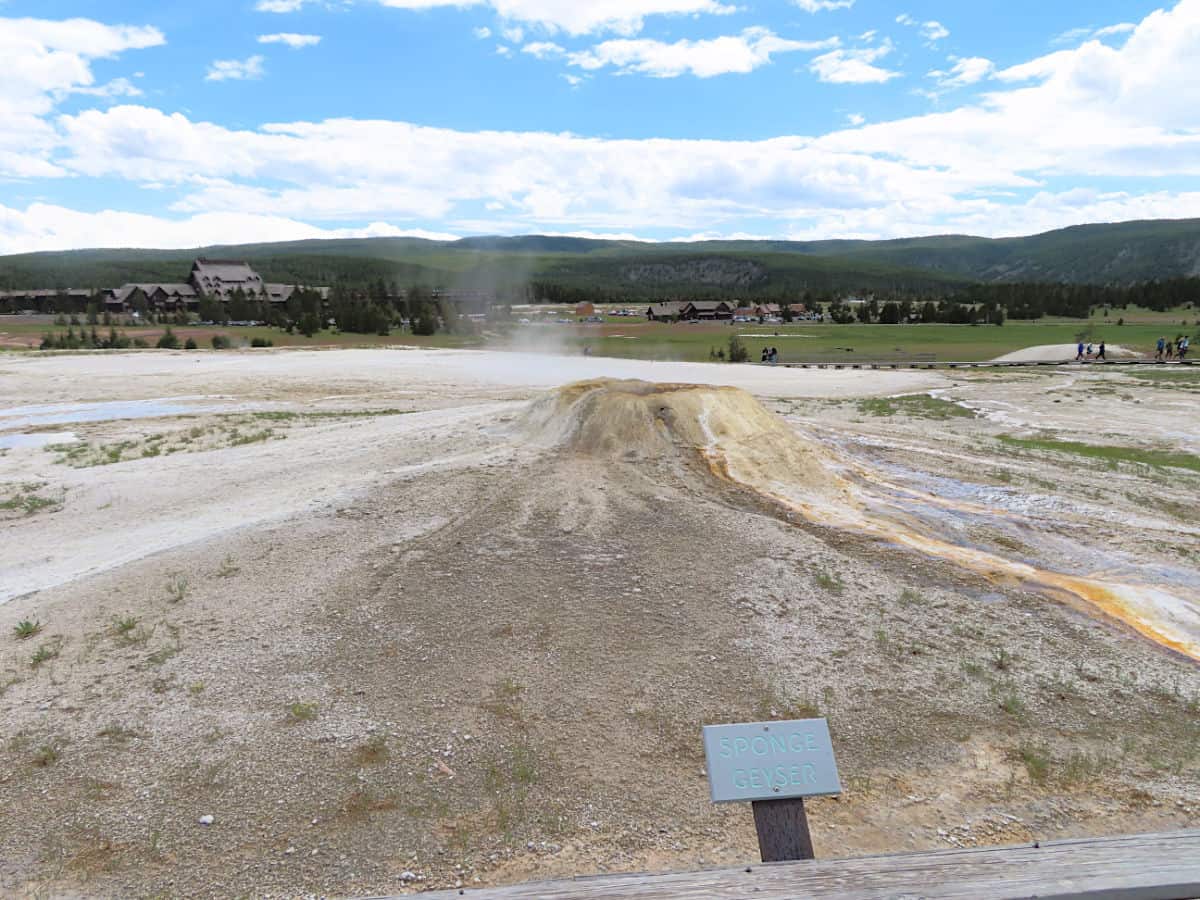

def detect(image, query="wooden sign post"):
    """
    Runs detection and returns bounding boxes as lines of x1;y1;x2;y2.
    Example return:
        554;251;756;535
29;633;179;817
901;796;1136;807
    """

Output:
702;718;841;863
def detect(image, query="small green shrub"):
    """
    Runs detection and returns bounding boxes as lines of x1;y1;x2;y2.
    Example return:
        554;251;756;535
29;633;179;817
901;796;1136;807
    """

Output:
184;337;198;350
30;644;60;668
13;620;42;640
250;337;274;348
112;616;139;636
165;574;189;603
211;334;232;350
1000;693;1026;717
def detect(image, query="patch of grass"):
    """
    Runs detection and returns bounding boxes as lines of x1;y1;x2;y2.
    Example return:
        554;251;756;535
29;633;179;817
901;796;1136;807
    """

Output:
30;643;60;668
992;648;1016;672
961;658;984;677
286;701;318;723
898;588;924;607
352;734;390;766
145;644;180;667
1062;751;1110;784
857;394;975;420
1000;692;1026;717
813;569;844;594
998;435;1200;473
215;555;240;578
165;574;189;603
98;723;140;742
1013;743;1051;784
229;428;276;447
0;482;62;516
188;681;205;695
482;677;526;723
13;619;43;640
31;742;63;767
753;682;821;721
111;615;139;637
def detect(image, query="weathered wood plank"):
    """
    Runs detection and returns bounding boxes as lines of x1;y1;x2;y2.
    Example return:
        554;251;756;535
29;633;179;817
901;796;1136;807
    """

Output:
403;830;1200;900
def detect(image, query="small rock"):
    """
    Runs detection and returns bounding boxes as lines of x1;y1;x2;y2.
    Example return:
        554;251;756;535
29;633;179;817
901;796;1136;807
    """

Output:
198;815;215;826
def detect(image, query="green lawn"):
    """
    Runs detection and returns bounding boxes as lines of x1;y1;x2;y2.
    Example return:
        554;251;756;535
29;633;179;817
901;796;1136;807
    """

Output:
3;313;1193;363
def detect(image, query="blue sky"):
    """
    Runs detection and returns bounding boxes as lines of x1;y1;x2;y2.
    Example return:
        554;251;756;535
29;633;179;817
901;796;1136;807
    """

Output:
1;0;1198;251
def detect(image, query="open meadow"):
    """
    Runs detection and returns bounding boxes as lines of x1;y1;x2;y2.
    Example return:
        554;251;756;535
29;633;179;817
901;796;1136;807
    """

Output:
2;304;1195;364
0;346;1197;897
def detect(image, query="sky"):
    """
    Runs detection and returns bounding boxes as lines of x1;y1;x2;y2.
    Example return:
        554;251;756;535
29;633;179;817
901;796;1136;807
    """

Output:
1;0;1199;253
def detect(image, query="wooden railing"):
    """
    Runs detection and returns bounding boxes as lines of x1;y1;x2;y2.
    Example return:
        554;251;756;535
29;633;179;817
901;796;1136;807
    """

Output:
398;830;1200;900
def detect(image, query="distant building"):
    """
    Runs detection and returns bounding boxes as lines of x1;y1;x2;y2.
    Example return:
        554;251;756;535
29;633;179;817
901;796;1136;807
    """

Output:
680;301;734;321
189;258;265;299
575;301;596;317
647;301;687;321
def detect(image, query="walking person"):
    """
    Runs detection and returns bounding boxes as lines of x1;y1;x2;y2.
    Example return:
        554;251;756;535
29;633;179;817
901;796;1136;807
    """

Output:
760;347;769;364
1076;340;1085;361
1097;340;1106;361
1180;336;1190;360
1166;340;1175;360
1156;336;1166;361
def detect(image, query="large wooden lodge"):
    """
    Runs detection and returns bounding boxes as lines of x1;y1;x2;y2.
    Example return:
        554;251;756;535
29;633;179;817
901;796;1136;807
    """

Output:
0;259;325;314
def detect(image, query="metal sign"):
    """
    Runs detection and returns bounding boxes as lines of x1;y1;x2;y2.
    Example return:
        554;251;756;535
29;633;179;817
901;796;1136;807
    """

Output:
702;718;842;804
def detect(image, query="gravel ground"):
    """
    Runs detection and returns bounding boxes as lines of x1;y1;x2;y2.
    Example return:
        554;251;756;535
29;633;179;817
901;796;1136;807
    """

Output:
0;349;1197;898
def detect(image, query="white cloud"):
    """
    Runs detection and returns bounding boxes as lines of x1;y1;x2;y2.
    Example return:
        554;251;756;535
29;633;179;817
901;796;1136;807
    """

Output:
0;203;460;254
254;0;312;11
927;56;993;90
846;112;865;126
793;0;854;11
11;1;1200;249
809;42;900;84
896;14;949;45
205;55;267;81
522;41;566;59
558;28;839;78
0;16;164;178
374;0;737;36
920;20;949;44
257;33;323;48
1053;22;1136;45
473;26;492;38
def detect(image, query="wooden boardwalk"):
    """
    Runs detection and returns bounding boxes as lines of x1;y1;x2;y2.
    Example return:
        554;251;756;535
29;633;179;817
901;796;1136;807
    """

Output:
404;830;1200;900
778;359;1196;371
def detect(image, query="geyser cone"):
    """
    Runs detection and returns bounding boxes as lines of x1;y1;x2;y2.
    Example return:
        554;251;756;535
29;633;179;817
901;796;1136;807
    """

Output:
521;379;855;506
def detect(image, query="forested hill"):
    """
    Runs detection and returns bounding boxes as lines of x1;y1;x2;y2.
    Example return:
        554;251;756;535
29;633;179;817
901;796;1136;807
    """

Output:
2;218;1198;294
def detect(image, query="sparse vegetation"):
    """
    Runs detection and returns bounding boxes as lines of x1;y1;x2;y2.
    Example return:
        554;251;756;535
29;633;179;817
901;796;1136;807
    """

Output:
1000;692;1026;717
998;435;1200;473
287;701;318;723
13;620;42;640
0;482;62;517
353;734;390;765
857;394;975;420
1014;743;1051;783
813;569;844;594
165;574;189;603
30;643;60;668
111;615;139;637
31;742;63;767
992;648;1016;672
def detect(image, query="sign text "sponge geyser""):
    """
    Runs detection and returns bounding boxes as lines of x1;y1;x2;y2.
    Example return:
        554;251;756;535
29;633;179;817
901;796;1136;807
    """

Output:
702;719;842;804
